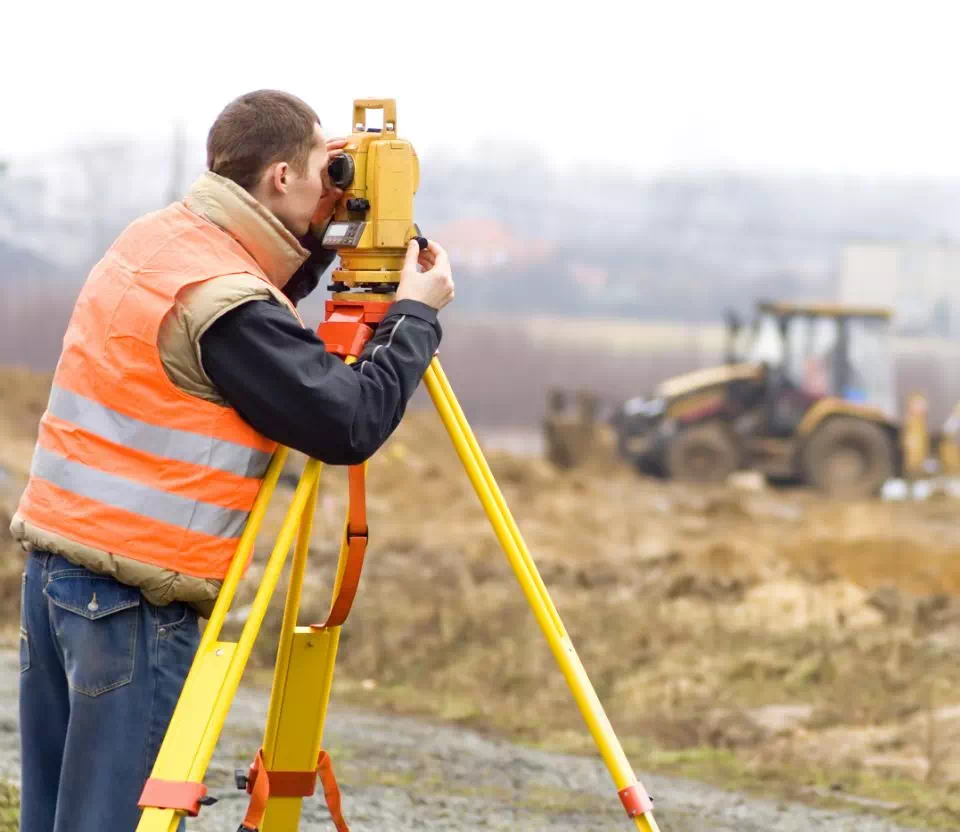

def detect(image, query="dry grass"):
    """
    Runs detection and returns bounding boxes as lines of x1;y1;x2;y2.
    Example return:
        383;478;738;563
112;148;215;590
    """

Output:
0;366;50;480
5;364;960;826
0;782;18;832
224;408;960;824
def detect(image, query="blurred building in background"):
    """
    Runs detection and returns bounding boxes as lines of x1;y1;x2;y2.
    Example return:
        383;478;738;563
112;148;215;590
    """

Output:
839;241;960;336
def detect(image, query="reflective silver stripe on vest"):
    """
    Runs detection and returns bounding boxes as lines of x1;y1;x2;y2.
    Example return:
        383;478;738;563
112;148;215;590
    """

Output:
32;447;249;539
47;385;271;479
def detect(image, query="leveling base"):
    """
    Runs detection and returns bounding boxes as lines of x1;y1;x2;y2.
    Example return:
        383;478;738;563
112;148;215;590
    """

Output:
135;297;660;831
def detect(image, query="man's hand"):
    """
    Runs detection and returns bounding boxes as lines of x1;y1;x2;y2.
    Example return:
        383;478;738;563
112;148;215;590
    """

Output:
284;227;337;306
311;138;349;229
396;239;455;310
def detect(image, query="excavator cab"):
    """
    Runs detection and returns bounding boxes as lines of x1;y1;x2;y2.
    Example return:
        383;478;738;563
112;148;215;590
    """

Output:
617;301;901;497
747;302;896;436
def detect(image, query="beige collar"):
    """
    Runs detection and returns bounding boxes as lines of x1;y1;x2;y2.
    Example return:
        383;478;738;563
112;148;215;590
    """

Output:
184;171;309;290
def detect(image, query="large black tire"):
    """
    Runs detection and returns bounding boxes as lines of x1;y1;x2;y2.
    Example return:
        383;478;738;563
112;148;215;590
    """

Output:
665;423;739;483
802;417;895;498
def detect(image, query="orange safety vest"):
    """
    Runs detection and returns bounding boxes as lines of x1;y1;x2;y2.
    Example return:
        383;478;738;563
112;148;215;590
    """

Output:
17;202;295;579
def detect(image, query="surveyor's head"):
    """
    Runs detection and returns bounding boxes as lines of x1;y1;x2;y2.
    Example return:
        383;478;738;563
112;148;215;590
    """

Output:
207;90;328;237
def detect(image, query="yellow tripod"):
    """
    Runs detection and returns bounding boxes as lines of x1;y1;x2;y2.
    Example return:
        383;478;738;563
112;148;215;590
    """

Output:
135;341;660;830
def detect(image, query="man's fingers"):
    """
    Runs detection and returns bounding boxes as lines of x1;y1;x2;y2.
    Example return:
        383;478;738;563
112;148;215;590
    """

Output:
326;138;349;150
403;239;421;270
418;251;437;270
425;241;450;269
421;241;450;273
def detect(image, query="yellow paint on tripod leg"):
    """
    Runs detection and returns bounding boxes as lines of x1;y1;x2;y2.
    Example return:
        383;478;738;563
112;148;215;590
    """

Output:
137;450;299;832
141;350;660;831
134;638;240;831
189;459;320;780
259;416;362;829
263;471;322;760
200;447;289;651
139;458;325;832
261;627;341;831
430;360;565;636
261;489;350;830
637;813;662;831
188;459;324;781
425;363;661;829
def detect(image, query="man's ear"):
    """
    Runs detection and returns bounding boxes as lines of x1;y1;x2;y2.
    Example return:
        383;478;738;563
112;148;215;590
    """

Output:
272;161;290;194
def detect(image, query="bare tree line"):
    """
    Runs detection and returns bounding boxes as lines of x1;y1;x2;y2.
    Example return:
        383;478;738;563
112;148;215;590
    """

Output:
5;136;960;427
9;136;960;325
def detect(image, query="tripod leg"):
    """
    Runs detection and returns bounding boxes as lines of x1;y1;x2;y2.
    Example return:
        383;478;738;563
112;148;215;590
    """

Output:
263;471;322;757
256;486;348;831
136;456;323;832
252;458;368;830
423;360;660;832
203;448;290;651
428;362;566;636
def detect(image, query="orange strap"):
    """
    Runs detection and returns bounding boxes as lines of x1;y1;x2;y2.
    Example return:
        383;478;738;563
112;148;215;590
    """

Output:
239;750;271;830
240;748;348;832
312;464;367;631
317;751;348;832
137;778;209;817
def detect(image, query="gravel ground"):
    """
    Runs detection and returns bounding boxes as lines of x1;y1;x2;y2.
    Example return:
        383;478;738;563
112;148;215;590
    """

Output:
0;652;920;831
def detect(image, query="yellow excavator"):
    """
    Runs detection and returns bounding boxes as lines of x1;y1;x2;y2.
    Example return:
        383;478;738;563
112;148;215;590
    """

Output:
551;301;956;497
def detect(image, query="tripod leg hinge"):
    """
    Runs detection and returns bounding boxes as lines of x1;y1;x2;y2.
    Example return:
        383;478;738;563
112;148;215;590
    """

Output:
137;778;210;817
619;782;654;817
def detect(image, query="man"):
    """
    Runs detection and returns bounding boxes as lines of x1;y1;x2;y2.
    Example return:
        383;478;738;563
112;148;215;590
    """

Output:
12;89;454;831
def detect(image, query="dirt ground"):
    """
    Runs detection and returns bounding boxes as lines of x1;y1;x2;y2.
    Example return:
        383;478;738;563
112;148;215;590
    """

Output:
0;649;920;831
3;366;960;828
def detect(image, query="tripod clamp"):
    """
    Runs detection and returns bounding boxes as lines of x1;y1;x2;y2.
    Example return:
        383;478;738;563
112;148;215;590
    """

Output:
316;295;393;359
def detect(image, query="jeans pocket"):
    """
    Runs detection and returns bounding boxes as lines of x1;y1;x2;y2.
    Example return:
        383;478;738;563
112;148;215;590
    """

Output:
19;572;29;674
157;605;199;672
45;572;141;697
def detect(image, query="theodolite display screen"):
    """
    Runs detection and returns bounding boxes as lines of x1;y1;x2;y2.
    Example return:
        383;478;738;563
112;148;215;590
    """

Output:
322;221;366;248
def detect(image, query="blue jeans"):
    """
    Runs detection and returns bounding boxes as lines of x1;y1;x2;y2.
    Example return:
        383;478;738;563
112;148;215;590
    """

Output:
19;552;199;831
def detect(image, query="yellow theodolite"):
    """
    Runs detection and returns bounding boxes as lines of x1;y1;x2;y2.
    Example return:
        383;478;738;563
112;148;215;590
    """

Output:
135;99;660;832
320;98;421;288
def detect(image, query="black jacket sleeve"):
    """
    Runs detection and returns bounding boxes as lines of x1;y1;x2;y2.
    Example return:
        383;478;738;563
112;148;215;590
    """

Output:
200;298;441;465
281;234;338;306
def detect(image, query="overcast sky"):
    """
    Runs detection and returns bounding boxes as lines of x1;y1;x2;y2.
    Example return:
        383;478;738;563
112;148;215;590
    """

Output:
4;0;960;177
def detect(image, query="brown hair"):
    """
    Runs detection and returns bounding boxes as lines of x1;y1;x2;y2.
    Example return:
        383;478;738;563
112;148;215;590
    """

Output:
207;90;320;192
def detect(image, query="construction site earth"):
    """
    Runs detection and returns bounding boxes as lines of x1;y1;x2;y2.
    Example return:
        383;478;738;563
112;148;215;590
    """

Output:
2;366;960;830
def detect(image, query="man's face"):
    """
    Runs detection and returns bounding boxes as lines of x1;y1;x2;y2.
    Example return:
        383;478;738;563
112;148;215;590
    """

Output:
270;123;329;237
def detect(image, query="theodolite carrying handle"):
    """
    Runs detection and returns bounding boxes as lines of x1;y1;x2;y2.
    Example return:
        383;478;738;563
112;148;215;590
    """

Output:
352;99;397;135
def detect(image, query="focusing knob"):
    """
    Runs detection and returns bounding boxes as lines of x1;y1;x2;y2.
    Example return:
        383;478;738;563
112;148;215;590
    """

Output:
346;198;370;213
